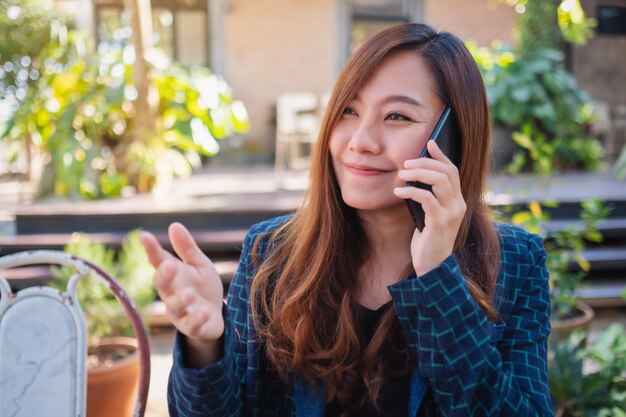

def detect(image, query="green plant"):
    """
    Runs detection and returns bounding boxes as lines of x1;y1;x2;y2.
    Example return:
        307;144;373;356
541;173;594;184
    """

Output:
500;0;596;55
615;146;626;180
51;230;154;343
557;0;596;47
512;199;610;320
470;45;604;174
469;0;602;174
1;3;249;199
0;0;74;179
549;325;626;417
516;0;565;56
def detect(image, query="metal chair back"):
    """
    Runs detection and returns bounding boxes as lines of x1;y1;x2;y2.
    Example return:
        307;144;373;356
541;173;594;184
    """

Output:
0;250;150;417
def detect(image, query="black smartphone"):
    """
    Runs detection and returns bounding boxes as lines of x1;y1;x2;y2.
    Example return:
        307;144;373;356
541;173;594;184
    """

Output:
404;105;462;231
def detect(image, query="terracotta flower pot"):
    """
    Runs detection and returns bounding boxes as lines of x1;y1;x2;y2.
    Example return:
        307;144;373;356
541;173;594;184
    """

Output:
549;302;595;347
87;337;140;417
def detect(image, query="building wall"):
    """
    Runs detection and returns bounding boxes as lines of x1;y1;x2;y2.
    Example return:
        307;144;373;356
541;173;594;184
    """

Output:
575;0;626;109
224;0;338;154
224;0;518;154
573;0;626;160
424;0;518;46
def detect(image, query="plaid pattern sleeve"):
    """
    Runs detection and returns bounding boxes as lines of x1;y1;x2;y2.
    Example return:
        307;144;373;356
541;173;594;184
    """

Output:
167;216;292;417
389;223;553;417
167;218;552;417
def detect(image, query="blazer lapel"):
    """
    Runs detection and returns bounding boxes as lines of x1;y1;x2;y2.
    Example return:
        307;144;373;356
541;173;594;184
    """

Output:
408;365;429;416
294;374;325;417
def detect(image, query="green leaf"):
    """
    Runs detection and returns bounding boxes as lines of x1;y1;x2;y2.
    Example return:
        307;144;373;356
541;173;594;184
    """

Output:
512;212;532;225
512;131;534;150
231;100;250;133
575;253;590;272
584;230;603;243
190;117;219;155
530;201;543;218
511;86;531;103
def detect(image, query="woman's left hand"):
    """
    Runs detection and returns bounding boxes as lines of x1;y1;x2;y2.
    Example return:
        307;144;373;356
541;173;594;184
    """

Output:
394;140;467;276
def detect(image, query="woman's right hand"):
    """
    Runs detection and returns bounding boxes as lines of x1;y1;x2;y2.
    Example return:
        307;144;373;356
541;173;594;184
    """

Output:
139;223;225;355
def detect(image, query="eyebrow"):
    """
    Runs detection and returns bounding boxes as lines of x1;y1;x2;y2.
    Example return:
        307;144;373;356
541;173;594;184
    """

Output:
382;95;424;107
353;94;424;108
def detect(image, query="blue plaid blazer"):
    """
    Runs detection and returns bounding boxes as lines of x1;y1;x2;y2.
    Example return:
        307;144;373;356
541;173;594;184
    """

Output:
168;215;554;417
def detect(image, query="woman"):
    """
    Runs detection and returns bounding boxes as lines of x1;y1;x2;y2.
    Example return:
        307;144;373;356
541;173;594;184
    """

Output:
140;23;553;416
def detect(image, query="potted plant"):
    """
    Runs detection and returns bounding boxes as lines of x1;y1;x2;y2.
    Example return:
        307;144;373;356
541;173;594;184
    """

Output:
511;199;610;341
549;325;626;417
51;230;154;417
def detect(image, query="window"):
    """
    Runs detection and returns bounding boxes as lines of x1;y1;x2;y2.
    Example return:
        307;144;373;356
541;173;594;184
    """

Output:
597;5;626;36
348;0;418;54
337;0;421;70
94;0;209;66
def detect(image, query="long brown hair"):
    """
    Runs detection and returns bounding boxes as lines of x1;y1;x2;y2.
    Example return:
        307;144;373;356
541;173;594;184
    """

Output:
250;23;501;413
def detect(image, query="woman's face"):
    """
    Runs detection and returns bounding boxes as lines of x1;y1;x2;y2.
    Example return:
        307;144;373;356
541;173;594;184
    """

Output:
330;50;446;213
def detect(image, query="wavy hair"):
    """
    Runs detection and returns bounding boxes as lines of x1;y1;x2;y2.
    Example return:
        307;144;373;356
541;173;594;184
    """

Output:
250;23;501;414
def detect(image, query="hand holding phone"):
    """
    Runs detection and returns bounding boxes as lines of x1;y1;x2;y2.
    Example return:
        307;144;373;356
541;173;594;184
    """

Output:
404;105;461;231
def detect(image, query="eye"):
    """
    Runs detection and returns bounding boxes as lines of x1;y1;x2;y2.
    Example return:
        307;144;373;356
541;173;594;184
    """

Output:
385;112;413;122
342;106;358;117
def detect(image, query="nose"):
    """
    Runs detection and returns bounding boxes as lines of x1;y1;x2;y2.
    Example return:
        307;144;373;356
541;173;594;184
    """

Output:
348;117;382;154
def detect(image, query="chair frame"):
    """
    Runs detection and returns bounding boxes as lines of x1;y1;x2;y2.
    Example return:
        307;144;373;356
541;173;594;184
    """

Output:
0;250;151;417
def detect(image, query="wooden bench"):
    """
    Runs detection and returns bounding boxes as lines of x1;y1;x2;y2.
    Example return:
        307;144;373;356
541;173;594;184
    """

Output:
0;229;248;254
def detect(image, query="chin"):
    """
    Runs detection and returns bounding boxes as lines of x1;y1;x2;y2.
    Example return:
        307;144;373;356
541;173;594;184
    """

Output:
341;191;398;211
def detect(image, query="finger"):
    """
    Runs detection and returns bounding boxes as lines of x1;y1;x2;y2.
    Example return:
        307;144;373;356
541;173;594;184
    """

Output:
394;186;441;211
395;186;443;229
404;150;461;194
179;308;210;336
404;155;448;171
427;139;446;159
427;141;462;188
398;168;448;186
401;167;457;200
169;222;210;268
139;231;171;267
163;287;196;320
153;260;178;298
404;157;453;174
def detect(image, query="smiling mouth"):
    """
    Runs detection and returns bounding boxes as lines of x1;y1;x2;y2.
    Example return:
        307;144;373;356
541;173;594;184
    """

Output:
345;163;392;176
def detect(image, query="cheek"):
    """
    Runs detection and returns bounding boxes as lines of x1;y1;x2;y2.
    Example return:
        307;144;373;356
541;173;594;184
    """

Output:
328;133;340;160
390;135;429;167
328;127;349;161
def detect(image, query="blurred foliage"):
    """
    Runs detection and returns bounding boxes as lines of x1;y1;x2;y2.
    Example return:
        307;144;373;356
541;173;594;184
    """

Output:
517;0;565;56
470;0;602;174
557;0;596;46
469;43;603;174
51;230;155;344
511;199;610;320
500;0;596;54
0;0;249;199
468;45;603;174
615;147;626;180
549;326;626;417
0;0;66;102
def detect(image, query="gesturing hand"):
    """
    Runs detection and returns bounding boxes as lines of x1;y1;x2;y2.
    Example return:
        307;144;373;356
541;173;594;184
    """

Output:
394;140;467;276
139;223;225;347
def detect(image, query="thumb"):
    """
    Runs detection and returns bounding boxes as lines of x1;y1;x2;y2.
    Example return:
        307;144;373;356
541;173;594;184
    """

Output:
139;231;171;267
168;222;209;268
